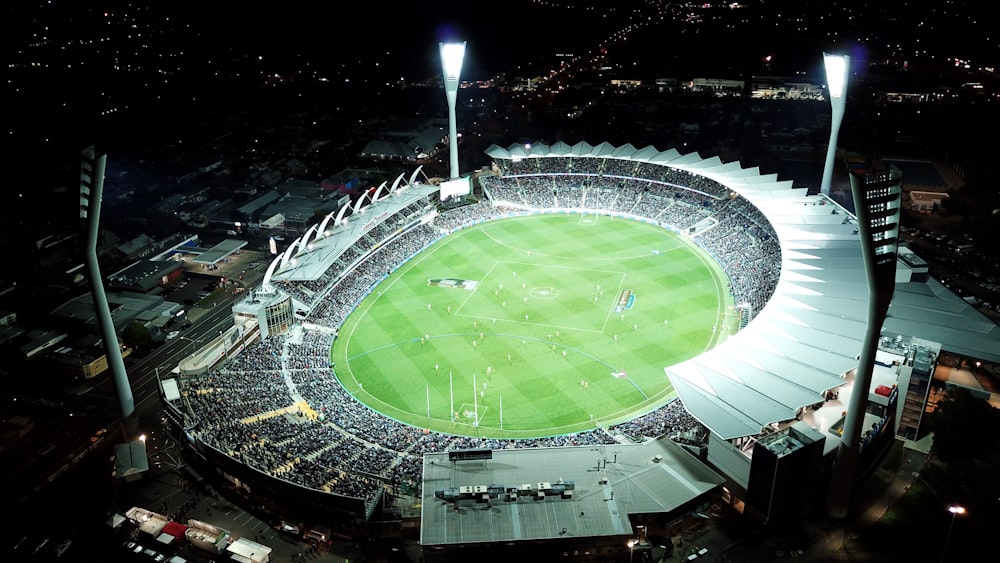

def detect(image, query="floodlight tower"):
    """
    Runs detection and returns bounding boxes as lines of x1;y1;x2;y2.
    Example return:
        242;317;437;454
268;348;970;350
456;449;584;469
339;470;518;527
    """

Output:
826;164;903;518
440;41;466;179
820;53;850;197
80;146;140;441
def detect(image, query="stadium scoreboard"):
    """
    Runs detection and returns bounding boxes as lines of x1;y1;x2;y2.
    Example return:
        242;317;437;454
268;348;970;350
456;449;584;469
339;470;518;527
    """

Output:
448;448;493;462
439;176;471;201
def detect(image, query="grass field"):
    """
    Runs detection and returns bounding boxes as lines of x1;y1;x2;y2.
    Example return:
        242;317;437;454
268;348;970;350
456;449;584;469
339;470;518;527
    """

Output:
331;213;736;438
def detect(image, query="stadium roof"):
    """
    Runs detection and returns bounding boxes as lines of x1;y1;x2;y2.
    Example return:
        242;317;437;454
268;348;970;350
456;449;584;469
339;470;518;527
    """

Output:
485;141;1000;440
419;439;724;546
268;173;438;283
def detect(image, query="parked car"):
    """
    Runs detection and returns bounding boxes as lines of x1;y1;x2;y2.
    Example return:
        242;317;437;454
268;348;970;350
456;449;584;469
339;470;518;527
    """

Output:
124;541;143;554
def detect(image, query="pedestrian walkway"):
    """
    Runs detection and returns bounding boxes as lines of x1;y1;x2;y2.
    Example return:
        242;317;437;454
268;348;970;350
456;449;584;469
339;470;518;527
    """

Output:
679;436;935;562
855;434;932;528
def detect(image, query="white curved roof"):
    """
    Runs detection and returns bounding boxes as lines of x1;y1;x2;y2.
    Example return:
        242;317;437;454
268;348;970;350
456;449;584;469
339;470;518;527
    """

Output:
485;141;1000;440
269;182;439;282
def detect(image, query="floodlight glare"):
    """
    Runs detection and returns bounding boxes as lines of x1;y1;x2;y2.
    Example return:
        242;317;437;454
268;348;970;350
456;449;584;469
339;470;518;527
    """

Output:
824;53;848;99
441;42;466;81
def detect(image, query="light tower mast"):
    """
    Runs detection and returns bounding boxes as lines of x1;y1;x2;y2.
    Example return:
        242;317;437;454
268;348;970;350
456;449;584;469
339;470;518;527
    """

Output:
821;53;850;197
826;164;903;517
440;41;466;180
79;146;141;441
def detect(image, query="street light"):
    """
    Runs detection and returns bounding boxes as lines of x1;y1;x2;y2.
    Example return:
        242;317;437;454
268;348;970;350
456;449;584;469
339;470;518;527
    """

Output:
154;363;173;397
179;336;202;355
941;505;965;562
627;539;636;563
219;329;229;361
820;52;850;197
154;363;173;380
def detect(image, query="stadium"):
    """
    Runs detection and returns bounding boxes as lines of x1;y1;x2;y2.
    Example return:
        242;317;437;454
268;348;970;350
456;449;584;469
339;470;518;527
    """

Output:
159;141;1000;561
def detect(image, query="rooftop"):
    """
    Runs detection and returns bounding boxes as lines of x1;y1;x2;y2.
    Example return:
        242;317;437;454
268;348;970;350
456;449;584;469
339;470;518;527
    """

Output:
419;438;724;546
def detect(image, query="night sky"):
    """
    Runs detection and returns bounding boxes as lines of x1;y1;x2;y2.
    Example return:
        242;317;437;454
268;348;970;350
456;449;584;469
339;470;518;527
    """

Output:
3;0;999;227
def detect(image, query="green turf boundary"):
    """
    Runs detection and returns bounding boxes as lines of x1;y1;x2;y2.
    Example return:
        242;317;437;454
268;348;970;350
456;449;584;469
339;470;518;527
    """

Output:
331;212;737;439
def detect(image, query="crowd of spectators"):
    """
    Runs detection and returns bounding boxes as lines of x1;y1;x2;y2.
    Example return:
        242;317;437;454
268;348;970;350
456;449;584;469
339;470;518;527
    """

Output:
694;197;782;318
273;197;436;311
613;398;708;445
481;159;781;320
431;200;495;232
493;156;731;199
175;156;784;512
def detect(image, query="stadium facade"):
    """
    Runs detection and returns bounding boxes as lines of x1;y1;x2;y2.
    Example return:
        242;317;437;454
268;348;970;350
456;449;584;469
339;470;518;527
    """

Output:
160;141;1000;558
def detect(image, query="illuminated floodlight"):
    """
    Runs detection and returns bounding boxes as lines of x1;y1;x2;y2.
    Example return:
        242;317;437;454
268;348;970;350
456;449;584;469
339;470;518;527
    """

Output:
440;42;466;82
440;41;466;179
824;53;849;99
820;52;850;196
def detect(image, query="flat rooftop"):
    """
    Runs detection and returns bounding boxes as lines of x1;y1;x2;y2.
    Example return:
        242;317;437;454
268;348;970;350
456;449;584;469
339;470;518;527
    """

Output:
193;239;247;265
419;438;724;546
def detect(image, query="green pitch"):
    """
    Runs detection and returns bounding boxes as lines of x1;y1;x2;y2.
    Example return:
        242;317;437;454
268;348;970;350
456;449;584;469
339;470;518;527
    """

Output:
331;213;736;439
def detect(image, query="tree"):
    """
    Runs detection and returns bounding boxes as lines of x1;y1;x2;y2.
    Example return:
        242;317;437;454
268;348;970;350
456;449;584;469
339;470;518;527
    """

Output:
932;387;1000;462
122;321;152;353
938;189;970;215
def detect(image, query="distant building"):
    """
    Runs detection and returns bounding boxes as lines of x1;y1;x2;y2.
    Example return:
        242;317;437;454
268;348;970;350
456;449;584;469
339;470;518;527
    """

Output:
236;189;282;222
106;260;185;293
655;77;679;92
321;172;362;195
51;291;185;338
276;178;329;200
282;158;308;177
43;333;130;381
908;190;948;213
114;234;155;261
259;179;339;233
359;118;447;162
610;78;643;88
750;76;825;100
250;167;283;188
321;168;384;196
0;309;16;327
691;77;745;96
190;198;235;225
148;193;187;223
0;310;25;346
19;329;67;359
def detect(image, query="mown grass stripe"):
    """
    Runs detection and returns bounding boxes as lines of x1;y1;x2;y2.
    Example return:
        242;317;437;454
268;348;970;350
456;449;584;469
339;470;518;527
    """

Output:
334;214;732;438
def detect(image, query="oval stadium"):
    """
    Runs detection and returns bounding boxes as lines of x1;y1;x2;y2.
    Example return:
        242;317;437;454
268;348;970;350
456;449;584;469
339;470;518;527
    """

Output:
160;141;1000;559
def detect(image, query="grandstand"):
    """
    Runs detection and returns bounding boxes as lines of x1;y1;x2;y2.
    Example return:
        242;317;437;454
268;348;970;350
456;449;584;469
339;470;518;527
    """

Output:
159;140;1000;544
